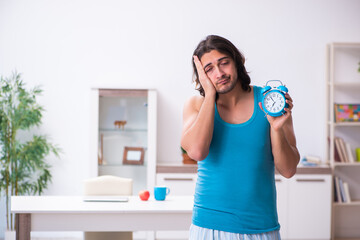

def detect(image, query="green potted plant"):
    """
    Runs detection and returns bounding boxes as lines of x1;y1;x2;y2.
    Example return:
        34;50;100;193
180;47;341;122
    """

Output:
0;72;60;238
181;147;197;164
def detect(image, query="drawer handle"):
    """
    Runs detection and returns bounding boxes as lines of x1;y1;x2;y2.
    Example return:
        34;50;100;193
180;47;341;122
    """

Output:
163;178;194;181
275;179;282;182
296;179;325;182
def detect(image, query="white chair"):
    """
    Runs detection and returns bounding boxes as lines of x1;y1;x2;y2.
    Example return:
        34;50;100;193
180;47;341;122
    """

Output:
83;175;133;240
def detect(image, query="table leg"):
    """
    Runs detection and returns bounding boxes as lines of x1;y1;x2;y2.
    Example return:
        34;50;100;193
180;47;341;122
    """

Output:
15;214;31;240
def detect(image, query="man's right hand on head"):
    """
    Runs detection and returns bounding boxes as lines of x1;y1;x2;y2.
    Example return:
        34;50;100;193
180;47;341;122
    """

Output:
193;55;216;97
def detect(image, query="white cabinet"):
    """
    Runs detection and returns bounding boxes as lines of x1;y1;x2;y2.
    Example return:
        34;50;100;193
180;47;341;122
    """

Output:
287;174;332;240
277;174;332;240
275;175;288;238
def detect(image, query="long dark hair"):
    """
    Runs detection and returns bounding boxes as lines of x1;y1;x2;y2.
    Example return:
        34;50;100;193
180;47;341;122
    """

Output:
192;35;251;97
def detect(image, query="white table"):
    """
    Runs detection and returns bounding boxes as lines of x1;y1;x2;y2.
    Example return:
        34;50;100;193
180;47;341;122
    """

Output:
11;195;194;240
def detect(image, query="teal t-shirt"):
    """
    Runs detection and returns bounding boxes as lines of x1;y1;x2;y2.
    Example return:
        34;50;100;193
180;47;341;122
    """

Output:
192;85;280;234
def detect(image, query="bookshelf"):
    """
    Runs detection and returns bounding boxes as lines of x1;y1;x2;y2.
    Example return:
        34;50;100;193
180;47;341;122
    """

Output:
326;43;360;240
333;201;360;207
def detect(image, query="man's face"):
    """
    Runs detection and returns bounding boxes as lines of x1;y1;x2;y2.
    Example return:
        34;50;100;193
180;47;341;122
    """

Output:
200;50;238;94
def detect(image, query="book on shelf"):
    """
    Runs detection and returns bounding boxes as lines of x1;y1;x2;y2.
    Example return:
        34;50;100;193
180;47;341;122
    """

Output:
334;137;348;163
334;176;342;203
338;178;346;203
343;182;352;203
334;137;356;163
334;176;352;203
345;142;355;163
334;141;341;162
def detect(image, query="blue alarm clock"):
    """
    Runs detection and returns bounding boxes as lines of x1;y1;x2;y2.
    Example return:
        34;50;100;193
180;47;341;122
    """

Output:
261;80;288;117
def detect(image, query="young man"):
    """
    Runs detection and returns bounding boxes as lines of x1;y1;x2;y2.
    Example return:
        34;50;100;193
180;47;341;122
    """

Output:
181;35;300;240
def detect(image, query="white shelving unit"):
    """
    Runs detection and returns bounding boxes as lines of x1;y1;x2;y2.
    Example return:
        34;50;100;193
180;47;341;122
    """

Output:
90;88;157;240
90;88;157;193
326;43;360;240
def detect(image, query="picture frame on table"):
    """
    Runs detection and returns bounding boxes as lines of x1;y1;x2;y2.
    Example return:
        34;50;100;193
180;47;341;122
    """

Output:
123;147;145;165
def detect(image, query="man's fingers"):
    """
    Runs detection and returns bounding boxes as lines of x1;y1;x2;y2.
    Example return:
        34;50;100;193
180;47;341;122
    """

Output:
286;100;293;110
285;93;293;111
193;55;207;79
285;93;293;102
284;108;292;118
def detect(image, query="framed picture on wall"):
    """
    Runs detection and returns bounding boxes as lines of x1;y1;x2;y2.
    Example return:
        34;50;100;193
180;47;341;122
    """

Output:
123;147;145;165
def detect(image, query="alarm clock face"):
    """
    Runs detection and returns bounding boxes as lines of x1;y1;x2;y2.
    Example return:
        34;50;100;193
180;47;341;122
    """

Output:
263;90;286;116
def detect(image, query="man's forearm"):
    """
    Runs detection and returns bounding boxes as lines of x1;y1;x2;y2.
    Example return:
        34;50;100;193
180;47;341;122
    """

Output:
271;127;300;178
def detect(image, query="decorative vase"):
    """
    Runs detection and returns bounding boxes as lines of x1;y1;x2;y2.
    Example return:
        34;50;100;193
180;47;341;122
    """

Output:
182;153;197;164
5;230;16;240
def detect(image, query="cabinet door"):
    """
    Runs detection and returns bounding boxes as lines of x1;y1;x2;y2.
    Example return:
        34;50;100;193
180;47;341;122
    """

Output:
275;175;289;239
287;174;332;240
156;173;197;196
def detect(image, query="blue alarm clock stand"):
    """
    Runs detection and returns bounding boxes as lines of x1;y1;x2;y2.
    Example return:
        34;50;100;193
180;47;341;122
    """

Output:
261;80;289;117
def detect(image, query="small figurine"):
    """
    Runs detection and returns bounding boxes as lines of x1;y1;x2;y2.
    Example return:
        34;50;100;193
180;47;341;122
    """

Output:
114;120;127;130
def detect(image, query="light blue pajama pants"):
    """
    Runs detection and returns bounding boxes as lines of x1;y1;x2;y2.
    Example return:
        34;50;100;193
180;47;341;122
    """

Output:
189;224;281;240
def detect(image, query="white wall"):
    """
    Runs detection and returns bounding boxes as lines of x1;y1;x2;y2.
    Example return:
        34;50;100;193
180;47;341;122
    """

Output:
1;0;360;237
